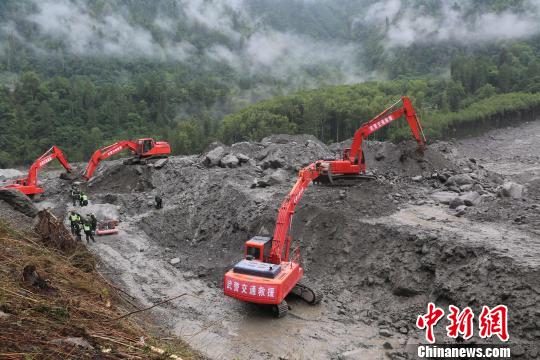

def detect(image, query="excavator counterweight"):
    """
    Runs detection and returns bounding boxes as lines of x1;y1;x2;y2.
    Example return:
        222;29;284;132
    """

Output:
0;146;72;196
224;96;427;317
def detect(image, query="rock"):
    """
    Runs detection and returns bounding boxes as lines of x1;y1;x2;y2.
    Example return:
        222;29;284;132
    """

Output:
0;189;39;217
437;173;448;183
102;194;118;204
23;264;50;289
379;328;393;337
203;146;226;167
152;158;169;169
390;271;424;296
449;197;464;209
339;190;346;200
446;174;474;186
170;258;180;265
399;327;408;334
459;184;473;191
0;310;10;319
375;152;385;161
500;182;525;199
383;342;393;349
460;191;480;206
266;169;289;186
455;205;467;217
411;175;422;182
134;166;143;175
50;337;93;350
471;183;484;193
431;191;458;205
220;154;240;168
236;153;250;163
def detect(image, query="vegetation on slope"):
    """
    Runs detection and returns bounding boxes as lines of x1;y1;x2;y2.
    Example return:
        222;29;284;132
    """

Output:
0;218;202;359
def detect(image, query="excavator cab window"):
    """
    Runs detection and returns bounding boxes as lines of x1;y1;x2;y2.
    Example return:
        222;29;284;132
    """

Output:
142;139;153;154
246;246;261;261
244;236;272;261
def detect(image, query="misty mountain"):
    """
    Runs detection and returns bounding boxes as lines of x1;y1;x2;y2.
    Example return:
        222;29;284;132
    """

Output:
1;0;540;166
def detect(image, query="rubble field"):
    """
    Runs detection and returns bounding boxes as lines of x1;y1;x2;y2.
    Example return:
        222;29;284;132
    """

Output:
2;121;539;359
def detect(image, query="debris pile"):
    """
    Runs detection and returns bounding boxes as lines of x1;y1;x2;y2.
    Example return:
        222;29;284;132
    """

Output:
8;123;539;359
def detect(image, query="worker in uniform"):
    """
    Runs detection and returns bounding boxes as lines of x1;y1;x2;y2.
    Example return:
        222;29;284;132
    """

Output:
80;192;88;207
70;185;80;206
89;213;98;235
83;221;95;243
69;211;79;234
155;194;163;209
74;221;82;241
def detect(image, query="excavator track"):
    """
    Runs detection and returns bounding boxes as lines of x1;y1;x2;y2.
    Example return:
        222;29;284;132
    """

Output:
272;300;289;318
314;173;376;186
291;281;322;305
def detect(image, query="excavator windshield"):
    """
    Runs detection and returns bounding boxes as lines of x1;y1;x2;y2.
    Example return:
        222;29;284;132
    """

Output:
141;139;154;154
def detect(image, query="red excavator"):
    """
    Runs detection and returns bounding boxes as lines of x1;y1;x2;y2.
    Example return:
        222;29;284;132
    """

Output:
0;146;72;196
82;138;171;180
223;96;426;317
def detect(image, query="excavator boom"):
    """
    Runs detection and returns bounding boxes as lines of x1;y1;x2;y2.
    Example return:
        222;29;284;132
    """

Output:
0;146;72;196
83;138;171;180
224;96;427;317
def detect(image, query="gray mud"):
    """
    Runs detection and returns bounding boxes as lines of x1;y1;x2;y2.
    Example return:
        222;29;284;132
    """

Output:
6;123;539;359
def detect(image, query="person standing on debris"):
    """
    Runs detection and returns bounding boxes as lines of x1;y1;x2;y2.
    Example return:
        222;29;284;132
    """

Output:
74;221;82;241
69;211;79;234
89;213;98;234
83;221;95;243
80;192;88;207
70;185;80;206
155;194;163;209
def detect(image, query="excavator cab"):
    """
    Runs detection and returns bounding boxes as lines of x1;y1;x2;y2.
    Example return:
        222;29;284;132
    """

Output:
244;236;272;261
138;138;155;155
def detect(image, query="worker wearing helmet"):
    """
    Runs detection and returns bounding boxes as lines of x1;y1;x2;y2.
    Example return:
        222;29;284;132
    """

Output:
70;185;80;206
83;221;95;243
89;213;98;234
80;193;89;207
73;220;82;241
69;211;79;234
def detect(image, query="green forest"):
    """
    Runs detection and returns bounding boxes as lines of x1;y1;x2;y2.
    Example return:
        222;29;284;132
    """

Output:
1;0;540;167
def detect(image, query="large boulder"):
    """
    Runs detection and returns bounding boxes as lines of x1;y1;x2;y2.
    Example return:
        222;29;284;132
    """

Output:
220;154;240;168
203;146;226;167
431;191;459;205
459;191;481;206
446;174;474;186
0;189;38;217
267;169;289;185
500;182;525;199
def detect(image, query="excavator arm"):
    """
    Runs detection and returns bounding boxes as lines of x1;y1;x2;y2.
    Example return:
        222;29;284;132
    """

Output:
1;146;72;195
25;146;72;187
268;97;426;264
269;163;322;264
348;96;426;165
225;96;427;313
83;141;138;180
